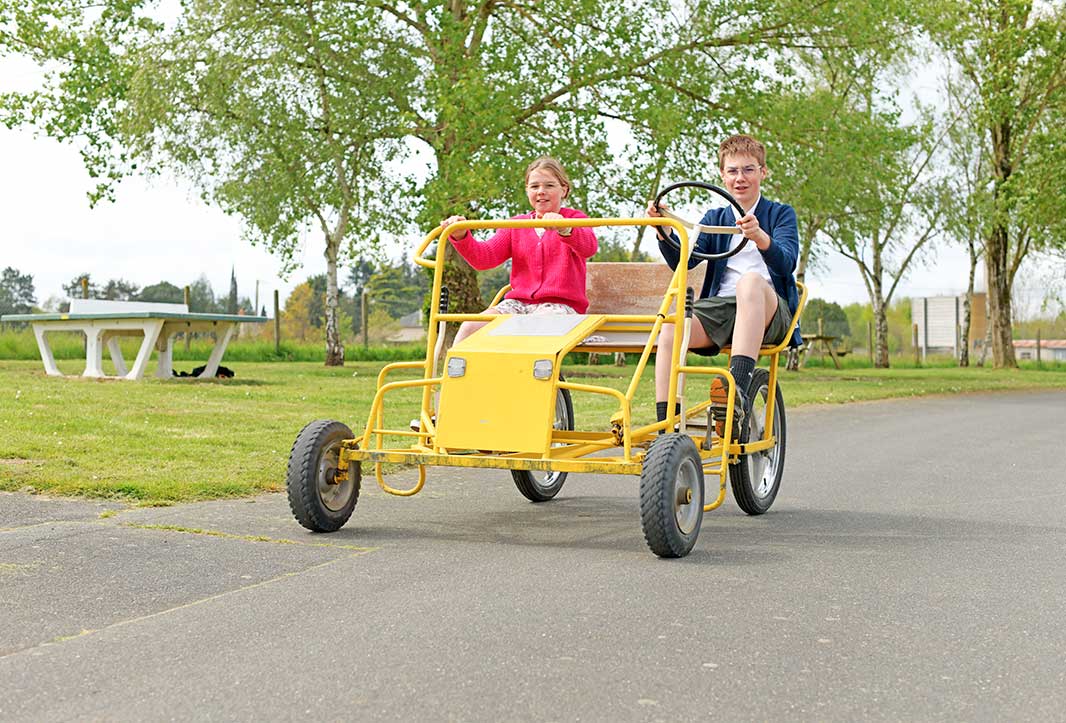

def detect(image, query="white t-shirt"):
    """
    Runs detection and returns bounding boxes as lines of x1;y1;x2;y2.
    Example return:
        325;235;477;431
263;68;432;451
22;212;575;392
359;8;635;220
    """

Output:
717;195;772;297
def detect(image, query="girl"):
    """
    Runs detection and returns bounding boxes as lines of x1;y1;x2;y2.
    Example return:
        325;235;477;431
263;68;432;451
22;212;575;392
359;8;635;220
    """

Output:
440;157;598;344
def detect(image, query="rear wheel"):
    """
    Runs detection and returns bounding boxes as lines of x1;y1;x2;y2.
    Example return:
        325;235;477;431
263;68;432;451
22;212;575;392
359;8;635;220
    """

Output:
512;382;574;502
730;367;786;515
640;433;704;558
287;420;361;532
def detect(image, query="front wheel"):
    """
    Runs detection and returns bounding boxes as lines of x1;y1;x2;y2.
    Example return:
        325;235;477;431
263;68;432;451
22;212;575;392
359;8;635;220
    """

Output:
512;383;574;502
287;420;361;532
730;367;786;515
640;433;704;558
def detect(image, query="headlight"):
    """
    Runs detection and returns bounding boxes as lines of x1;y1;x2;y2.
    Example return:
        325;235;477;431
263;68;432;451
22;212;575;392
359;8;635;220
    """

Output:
447;357;467;377
532;359;553;380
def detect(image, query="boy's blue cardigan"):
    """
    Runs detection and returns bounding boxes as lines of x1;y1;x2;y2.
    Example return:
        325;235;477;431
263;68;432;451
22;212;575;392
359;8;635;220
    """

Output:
658;197;802;347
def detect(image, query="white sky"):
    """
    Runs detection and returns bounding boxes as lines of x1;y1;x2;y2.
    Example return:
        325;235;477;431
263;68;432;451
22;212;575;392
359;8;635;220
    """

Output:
0;50;1030;317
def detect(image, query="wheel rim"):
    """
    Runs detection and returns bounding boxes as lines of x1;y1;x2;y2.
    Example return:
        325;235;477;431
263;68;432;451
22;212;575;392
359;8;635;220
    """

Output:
532;391;570;489
673;456;701;535
316;439;354;512
746;383;780;500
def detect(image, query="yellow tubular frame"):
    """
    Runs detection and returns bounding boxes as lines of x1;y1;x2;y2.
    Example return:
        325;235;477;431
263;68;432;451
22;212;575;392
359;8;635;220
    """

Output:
343;217;807;510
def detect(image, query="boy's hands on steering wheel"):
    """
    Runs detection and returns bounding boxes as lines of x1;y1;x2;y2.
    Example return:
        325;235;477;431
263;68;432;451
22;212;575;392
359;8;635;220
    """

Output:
645;201;670;239
736;213;770;250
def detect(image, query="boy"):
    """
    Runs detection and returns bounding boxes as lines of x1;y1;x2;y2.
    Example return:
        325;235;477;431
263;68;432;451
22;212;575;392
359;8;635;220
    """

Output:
645;134;800;436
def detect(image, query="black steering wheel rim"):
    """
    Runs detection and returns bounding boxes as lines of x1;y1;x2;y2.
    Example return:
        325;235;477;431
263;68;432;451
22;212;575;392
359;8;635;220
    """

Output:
653;180;751;262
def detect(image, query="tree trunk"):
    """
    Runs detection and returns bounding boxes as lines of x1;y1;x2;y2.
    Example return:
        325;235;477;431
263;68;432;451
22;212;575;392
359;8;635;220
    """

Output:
872;291;890;369
959;239;977;367
986;113;1017;368
984;225;1016;368
977;291;992;367
324;239;344;366
440;244;484;348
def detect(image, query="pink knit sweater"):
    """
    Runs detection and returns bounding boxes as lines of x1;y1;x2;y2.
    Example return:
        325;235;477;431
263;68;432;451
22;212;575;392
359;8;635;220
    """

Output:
450;207;598;313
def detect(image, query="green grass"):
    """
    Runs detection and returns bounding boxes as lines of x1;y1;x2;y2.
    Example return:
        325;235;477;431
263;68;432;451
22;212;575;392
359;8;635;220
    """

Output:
2;358;1064;505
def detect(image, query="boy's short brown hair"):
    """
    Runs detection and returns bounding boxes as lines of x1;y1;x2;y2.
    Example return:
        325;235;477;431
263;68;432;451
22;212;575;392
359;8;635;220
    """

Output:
718;134;767;169
525;156;571;198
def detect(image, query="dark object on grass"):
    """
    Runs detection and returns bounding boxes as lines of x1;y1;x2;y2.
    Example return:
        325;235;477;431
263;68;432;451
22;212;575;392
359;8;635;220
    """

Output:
172;365;235;378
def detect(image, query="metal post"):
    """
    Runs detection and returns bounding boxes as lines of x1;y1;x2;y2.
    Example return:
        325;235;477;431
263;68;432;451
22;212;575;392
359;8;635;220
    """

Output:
184;285;191;352
818;317;825;363
82;277;89;356
273;289;280;355
362;290;369;349
1036;328;1041;365
913;323;920;367
922;297;928;363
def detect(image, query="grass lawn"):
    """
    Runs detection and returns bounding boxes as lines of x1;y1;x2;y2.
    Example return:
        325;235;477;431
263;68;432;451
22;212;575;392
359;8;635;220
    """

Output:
2;358;1064;504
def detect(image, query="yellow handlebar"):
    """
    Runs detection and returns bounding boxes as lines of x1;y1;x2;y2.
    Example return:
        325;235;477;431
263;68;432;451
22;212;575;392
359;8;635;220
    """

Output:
413;217;691;270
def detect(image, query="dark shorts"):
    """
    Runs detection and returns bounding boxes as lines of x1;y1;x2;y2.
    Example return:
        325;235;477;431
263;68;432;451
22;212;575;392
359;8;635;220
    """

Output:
689;293;792;356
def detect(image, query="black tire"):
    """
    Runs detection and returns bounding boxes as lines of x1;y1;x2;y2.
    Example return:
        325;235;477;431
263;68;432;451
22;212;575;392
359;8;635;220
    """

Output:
640;433;704;558
287;420;361;532
730;367;786;515
512;384;574;502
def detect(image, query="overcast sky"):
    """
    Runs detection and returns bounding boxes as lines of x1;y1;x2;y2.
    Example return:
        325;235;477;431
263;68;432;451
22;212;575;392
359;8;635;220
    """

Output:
0;52;1002;316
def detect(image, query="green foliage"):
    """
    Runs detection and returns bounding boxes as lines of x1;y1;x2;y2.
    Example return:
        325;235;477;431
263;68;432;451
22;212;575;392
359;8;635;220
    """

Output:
137;281;184;303
226;268;238;314
921;0;1066;366
100;278;140;300
0;267;36;316
801;298;851;339
592;238;654;262
367;259;428;320
62;273;98;300
478;263;512;305
188;275;222;313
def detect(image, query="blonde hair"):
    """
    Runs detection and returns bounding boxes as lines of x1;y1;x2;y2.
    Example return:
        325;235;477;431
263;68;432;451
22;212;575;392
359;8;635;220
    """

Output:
525;156;571;199
718;134;767;169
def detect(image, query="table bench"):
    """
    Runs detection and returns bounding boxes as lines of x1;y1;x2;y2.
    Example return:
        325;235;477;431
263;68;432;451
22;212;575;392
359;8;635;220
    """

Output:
2;300;268;380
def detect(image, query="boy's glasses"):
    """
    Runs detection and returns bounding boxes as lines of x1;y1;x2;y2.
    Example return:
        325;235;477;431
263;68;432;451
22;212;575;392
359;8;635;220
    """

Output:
723;165;762;178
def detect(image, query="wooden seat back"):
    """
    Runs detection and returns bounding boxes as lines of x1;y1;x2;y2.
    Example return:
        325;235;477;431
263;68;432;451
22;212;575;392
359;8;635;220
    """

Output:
585;262;705;315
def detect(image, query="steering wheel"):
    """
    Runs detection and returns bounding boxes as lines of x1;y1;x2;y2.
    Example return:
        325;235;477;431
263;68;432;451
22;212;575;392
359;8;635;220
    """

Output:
653;180;751;262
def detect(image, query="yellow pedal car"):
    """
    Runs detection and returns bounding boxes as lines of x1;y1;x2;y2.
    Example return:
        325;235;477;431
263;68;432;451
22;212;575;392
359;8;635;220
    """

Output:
286;183;807;558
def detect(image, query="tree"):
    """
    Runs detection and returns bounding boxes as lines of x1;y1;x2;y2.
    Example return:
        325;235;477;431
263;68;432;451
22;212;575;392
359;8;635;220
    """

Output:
2;0;907;363
938;71;990;367
801;298;851;340
188;275;221;313
0;267;36;316
306;275;328;330
137;281;184;303
62;274;99;300
281;282;320;343
366;261;427;320
100;278;139;300
226;268;238;315
924;0;1066;367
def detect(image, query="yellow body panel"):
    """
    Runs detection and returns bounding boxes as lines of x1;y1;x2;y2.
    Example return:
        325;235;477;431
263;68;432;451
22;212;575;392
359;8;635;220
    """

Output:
435;314;604;453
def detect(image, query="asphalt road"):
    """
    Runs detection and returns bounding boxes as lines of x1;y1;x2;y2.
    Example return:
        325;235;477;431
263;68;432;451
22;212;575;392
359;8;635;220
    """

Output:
2;390;1064;721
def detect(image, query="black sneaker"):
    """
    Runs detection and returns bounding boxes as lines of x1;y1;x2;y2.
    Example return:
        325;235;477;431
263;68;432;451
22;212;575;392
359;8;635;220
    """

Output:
709;375;748;440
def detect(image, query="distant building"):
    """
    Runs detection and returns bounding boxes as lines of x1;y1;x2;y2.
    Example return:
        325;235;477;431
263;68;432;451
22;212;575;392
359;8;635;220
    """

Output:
1014;339;1066;362
911;293;987;359
386;310;426;344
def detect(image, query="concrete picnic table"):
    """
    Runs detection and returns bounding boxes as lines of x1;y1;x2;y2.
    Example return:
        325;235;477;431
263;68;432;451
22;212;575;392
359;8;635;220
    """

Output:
2;300;268;380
